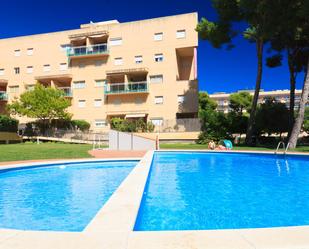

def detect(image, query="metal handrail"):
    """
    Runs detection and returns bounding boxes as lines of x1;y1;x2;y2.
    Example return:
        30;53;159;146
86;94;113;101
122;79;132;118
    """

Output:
275;141;286;154
285;142;290;154
105;81;149;94
67;43;108;56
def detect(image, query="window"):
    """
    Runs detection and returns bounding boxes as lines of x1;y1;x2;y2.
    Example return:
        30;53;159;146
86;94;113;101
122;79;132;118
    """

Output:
176;29;186;39
9;86;19;93
26;85;35;91
14;50;21;57
59;63;67;71
110;38;122;46
135;55;143;64
114;57;123;65
150;118;163;126
95;79;105;87
78;100;86;108
154;96;163;104
73;81;86;89
27;48;33;56
0;69;4;76
95;119;107;128
154;53;163;62
43;64;51;72
60;44;71;52
150;75;163;83
26;66;33;74
94;99;103;107
177;95;185;104
154;32;163;41
14;67;20;74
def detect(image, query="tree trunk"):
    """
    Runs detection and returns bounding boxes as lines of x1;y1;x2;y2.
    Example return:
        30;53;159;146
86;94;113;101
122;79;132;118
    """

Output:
287;53;296;138
245;40;264;145
288;58;309;148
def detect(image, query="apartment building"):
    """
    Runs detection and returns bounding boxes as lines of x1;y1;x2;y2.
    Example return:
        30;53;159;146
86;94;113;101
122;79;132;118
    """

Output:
210;89;308;113
0;13;198;130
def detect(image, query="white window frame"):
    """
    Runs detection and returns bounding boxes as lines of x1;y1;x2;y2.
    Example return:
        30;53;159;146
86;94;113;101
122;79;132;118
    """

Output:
114;57;123;66
27;48;34;56
134;55;143;64
176;29;186;39
78;100;86;108
154;53;163;62
14;50;21;57
26;66;33;74
150;74;163;83
73;81;86;89
177;95;185;104
110;38;122;46
154;32;163;41
94;119;107;128
0;69;4;76
150;118;163;126
43;64;51;72
154;96;164;104
94;99;103;107
59;63;67;71
9;86;19;93
95;79;105;87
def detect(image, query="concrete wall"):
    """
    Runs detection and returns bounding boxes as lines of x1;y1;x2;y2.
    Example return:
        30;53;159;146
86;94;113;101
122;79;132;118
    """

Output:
109;130;155;150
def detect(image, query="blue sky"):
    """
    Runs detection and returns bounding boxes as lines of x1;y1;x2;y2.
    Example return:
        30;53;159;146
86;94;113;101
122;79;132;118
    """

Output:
0;0;304;93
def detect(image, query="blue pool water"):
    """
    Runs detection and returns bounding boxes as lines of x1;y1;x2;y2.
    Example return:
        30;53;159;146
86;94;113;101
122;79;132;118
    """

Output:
134;152;309;231
0;161;136;231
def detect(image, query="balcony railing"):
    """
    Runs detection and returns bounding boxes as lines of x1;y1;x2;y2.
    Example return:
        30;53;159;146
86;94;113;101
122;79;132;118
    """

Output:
66;43;108;57
0;91;8;101
58;87;73;97
104;82;149;95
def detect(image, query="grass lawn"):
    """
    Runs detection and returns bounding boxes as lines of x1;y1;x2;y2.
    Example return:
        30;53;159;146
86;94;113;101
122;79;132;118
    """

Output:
0;142;94;162
160;143;309;153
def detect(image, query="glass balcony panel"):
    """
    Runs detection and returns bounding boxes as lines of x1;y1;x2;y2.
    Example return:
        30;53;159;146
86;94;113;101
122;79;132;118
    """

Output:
0;91;8;101
105;82;148;95
67;43;108;57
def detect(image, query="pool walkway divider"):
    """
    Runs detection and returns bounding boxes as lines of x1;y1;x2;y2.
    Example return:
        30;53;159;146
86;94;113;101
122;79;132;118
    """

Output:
0;151;309;249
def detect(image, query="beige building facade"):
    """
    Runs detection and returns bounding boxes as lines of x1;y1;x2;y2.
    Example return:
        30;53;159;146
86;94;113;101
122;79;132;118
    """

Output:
210;89;307;113
0;13;198;130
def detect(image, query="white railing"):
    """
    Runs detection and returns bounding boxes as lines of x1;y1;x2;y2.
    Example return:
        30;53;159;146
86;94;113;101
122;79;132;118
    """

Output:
67;43;108;57
104;81;149;94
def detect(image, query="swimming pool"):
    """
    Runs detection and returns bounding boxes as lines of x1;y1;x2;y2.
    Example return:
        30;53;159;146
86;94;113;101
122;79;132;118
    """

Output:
134;152;309;231
0;160;137;231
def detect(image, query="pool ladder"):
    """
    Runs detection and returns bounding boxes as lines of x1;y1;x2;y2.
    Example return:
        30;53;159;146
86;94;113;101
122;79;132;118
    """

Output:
275;141;290;155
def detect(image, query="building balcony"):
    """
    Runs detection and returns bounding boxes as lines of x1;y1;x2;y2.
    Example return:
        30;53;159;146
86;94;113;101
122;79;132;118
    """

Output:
104;82;149;95
0;91;8;101
67;43;108;58
58;87;73;98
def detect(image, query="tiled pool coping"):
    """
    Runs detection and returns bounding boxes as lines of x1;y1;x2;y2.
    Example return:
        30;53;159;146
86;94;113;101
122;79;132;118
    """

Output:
0;150;309;249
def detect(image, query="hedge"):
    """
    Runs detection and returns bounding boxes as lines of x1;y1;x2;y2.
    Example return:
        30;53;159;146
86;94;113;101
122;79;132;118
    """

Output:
0;115;19;132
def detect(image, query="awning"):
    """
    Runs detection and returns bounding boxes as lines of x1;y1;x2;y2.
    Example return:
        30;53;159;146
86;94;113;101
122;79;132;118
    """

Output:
106;67;148;75
125;113;146;118
0;79;8;85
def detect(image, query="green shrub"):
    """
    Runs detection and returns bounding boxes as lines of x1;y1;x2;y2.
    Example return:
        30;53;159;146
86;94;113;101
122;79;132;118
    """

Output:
110;118;154;132
71;120;90;131
0;115;19;132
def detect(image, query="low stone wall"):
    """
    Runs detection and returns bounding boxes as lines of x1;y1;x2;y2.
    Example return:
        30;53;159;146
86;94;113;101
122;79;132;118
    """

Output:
0;132;22;144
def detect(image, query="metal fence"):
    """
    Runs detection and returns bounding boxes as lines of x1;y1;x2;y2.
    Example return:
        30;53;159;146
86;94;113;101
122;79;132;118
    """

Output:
153;118;201;133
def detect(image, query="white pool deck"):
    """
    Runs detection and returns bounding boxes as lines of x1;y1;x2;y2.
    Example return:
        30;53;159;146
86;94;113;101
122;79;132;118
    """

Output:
0;150;309;249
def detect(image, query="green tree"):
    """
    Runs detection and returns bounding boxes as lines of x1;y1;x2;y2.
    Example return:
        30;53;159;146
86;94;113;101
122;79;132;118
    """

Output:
255;98;289;137
229;91;252;115
197;0;283;145
303;107;309;134
266;0;309;137
198;92;230;143
8;84;71;133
